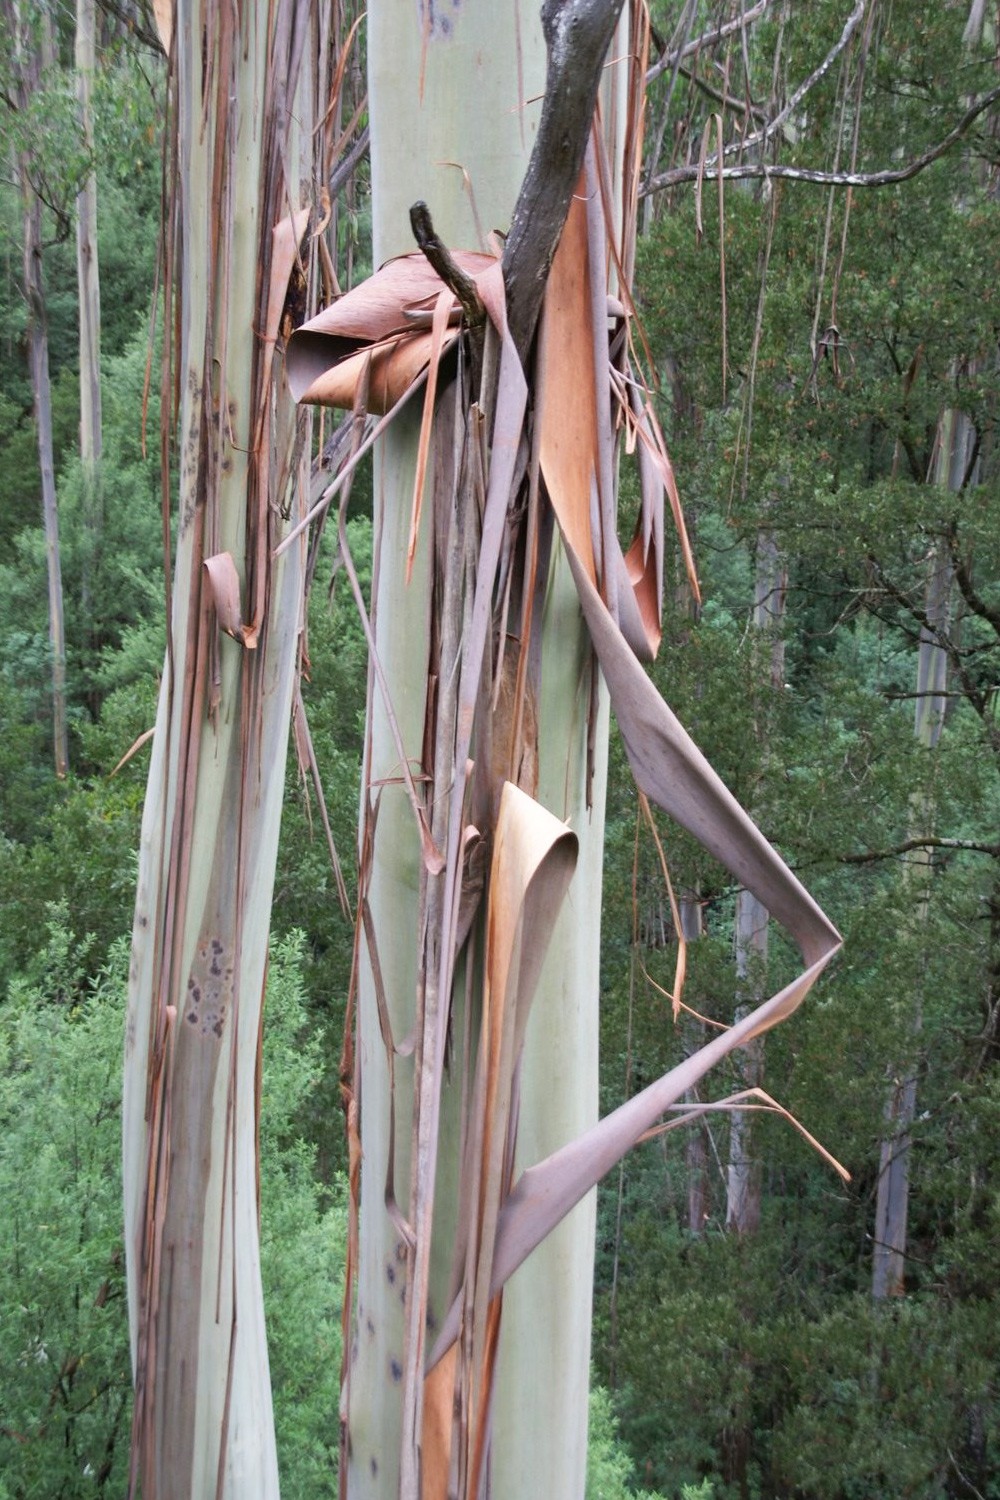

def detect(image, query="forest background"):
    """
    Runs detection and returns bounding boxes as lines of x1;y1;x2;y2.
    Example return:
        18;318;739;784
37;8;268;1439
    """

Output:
1;1;998;1496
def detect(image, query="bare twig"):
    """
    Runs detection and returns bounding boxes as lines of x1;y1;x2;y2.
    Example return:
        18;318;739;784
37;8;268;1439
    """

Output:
646;0;770;84
729;0;867;165
329;123;369;199
679;61;767;121
409;200;486;327
838;837;1000;865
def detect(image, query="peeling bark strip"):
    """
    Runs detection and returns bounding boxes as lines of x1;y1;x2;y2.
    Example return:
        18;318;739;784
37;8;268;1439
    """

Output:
123;1;330;1494
293;4;840;1494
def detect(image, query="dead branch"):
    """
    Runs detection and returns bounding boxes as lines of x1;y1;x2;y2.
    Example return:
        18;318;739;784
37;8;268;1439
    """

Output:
409;200;486;327
644;84;1000;193
329;124;369;199
729;0;867;165
838;837;1000;864
678;61;768;121
646;0;770;84
502;0;628;358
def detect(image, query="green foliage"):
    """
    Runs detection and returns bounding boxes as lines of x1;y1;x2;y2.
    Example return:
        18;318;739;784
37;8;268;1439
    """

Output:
587;1380;666;1500
0;920;345;1498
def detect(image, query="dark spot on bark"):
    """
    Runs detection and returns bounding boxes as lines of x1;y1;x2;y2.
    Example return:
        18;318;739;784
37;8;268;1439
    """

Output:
386;1263;396;1286
187;1011;198;1024
390;1359;402;1382
370;1457;378;1477
366;1317;375;1337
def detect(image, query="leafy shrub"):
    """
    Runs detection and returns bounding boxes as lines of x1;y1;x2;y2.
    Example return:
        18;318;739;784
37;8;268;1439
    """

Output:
0;920;345;1496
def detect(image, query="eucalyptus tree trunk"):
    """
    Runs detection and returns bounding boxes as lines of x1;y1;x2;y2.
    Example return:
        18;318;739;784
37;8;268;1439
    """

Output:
7;0;69;778
75;0;102;606
347;5;624;1496
680;895;708;1235
872;409;974;1299
726;529;786;1234
24;183;69;779
122;2;326;1493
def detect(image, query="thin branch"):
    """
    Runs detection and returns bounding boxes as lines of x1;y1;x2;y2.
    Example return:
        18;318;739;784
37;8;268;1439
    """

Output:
678;60;768;121
948;530;1000;641
329;123;369;199
728;0;867;165
645;84;1000;193
646;0;770;84
838;837;1000;865
409;200;485;327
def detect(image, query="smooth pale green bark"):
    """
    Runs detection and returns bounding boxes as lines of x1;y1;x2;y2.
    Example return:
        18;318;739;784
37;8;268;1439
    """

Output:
494;35;629;1483
123;6;317;1493
492;540;609;1499
350;5;619;1495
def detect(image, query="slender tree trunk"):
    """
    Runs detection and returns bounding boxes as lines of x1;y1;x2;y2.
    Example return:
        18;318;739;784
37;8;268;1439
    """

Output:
726;890;768;1234
75;0;102;623
8;0;69;778
122;2;326;1492
726;529;786;1233
872;406;974;1299
23;185;69;779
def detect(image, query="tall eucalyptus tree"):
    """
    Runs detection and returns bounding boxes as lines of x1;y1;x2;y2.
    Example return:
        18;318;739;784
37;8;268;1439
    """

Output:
2;0;69;777
287;5;841;1497
121;1;330;1493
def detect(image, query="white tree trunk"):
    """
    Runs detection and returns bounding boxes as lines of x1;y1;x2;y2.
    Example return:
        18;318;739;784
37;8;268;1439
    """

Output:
75;0;101;472
347;6;624;1495
8;0;69;778
122;2;323;1491
872;405;975;1299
